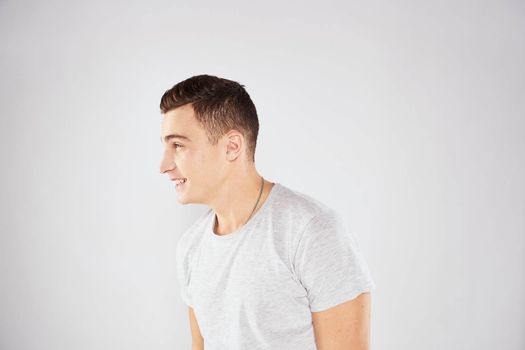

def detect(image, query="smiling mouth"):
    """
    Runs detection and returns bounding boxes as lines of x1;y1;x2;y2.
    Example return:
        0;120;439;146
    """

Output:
175;178;187;190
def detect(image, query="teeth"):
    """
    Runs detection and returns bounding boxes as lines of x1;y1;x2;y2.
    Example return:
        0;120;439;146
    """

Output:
175;178;187;185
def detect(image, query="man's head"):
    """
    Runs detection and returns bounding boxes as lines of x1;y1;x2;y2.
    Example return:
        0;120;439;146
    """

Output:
159;74;260;204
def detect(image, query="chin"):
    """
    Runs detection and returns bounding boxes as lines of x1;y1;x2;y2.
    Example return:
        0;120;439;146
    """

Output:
177;196;191;205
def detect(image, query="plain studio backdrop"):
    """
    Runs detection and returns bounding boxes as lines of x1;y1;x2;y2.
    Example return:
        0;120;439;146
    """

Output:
1;0;524;349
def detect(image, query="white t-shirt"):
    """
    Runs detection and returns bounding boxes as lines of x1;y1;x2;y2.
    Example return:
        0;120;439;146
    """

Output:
175;182;376;350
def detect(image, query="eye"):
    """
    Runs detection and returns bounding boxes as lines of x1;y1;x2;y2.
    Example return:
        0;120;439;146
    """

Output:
172;143;183;149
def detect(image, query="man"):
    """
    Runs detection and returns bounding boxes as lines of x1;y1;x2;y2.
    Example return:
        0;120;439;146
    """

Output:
159;74;376;350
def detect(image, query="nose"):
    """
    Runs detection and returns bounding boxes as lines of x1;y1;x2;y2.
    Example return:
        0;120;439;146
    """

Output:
159;149;175;174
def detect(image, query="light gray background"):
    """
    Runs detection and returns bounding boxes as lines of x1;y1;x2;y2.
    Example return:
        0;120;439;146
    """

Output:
1;0;524;349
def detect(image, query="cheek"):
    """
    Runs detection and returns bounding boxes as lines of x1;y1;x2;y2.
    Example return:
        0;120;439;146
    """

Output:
194;148;215;164
179;150;204;171
175;148;193;162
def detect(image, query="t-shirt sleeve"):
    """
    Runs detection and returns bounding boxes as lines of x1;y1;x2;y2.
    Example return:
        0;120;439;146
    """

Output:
175;239;193;308
293;209;376;312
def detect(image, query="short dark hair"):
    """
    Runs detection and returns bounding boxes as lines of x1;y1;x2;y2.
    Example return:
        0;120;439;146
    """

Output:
160;74;259;162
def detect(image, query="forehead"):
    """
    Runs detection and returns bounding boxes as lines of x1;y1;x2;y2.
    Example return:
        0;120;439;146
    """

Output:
160;104;204;142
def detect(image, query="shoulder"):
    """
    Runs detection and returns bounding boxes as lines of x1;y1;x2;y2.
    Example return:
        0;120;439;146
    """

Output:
295;206;348;251
272;183;334;221
271;183;346;253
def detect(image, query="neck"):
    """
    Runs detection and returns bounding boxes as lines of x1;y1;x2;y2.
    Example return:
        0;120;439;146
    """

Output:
209;168;272;236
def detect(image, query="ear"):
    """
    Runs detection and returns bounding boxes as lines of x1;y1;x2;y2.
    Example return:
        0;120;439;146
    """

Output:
225;130;244;161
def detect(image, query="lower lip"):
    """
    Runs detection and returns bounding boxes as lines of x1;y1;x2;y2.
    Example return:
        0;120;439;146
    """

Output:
176;181;187;191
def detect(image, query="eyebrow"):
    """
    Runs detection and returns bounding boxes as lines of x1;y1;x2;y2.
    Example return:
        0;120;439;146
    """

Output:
160;134;192;143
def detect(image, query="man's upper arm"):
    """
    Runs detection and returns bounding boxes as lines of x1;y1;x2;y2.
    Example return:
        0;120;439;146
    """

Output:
311;292;371;350
188;307;204;348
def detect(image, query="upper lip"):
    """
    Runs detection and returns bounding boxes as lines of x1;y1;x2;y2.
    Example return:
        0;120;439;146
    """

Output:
170;177;185;181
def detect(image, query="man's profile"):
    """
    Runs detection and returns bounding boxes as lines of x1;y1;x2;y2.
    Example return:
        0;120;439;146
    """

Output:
159;74;376;349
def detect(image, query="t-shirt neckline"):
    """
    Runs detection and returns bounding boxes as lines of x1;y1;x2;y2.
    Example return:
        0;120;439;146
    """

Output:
207;182;281;241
